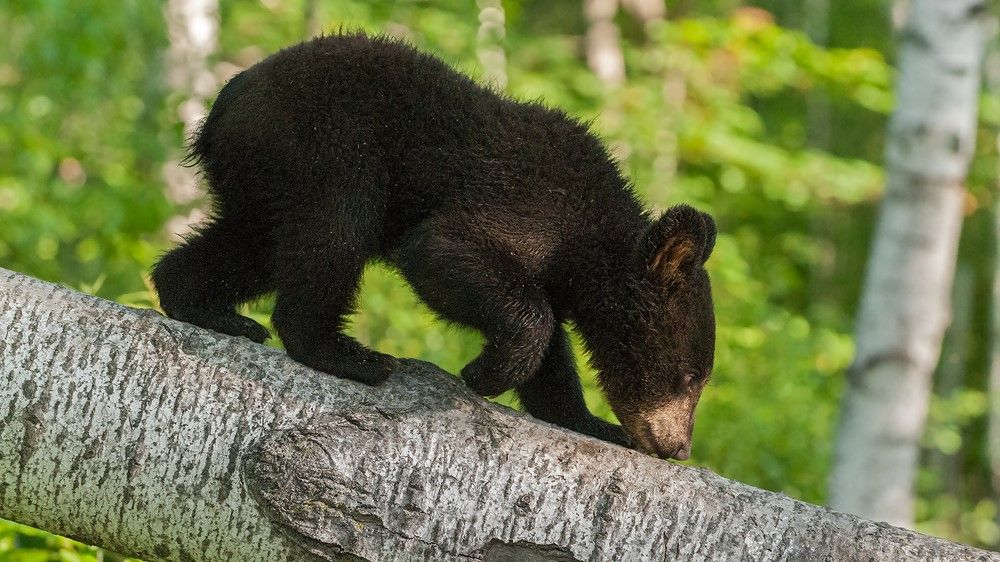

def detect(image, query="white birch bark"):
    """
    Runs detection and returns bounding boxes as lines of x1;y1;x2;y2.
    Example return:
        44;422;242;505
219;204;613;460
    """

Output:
0;268;995;561
162;0;219;238
304;0;321;39
476;0;507;91
828;0;993;527
584;0;625;87
622;0;681;204
620;0;665;24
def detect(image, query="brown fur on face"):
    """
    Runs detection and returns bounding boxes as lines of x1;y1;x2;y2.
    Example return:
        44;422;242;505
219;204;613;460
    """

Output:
615;379;708;460
588;205;716;460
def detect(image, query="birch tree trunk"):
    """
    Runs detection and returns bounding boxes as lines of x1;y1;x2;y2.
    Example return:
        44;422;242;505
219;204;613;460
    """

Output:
1;269;995;561
622;0;680;204
304;0;321;40
584;0;625;88
162;0;219;239
620;0;665;24
476;0;507;90
828;0;993;527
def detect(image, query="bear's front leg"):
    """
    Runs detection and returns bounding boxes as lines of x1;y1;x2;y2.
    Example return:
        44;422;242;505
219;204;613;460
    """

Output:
394;221;554;396
516;327;631;447
458;297;554;397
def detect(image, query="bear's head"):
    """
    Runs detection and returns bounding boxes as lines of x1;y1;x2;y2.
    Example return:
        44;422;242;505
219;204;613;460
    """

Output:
594;205;716;460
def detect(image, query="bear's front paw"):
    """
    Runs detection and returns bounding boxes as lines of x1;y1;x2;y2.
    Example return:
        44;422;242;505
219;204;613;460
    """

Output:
170;309;270;344
220;314;270;343
572;417;632;448
340;349;397;385
460;356;518;397
365;351;399;384
289;345;398;386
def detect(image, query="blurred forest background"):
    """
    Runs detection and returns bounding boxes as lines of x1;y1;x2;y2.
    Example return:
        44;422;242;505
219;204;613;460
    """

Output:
2;0;1000;559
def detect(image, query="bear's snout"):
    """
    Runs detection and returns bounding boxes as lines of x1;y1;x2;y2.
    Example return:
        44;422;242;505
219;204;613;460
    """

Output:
670;444;691;461
621;396;698;461
632;426;691;460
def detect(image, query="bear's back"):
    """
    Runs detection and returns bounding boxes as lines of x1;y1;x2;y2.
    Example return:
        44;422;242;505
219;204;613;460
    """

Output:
198;34;502;194
193;33;639;268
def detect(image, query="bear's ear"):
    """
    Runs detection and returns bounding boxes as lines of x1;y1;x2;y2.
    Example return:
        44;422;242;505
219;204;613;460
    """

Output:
641;205;716;283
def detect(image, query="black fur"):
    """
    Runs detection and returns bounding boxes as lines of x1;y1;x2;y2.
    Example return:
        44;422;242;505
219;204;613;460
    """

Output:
152;33;717;457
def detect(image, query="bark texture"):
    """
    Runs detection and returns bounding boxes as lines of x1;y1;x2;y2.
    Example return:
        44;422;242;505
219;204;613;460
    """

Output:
0;268;996;562
828;0;993;527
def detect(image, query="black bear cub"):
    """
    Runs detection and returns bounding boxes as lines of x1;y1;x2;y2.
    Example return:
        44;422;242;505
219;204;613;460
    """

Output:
153;33;716;460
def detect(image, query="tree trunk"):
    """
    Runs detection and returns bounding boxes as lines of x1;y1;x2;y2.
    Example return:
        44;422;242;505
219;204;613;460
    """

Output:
162;0;219;238
304;0;321;40
1;269;997;560
584;0;625;88
828;0;992;527
620;0;665;24
622;0;680;205
476;0;508;90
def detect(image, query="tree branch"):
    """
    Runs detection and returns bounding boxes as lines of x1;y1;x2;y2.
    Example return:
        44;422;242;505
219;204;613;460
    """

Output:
0;268;993;561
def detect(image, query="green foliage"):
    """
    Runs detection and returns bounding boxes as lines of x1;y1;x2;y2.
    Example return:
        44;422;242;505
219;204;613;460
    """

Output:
0;0;172;298
1;0;999;556
0;519;139;562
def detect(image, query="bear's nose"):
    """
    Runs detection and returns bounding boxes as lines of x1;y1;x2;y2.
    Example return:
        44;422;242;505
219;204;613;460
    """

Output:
626;408;694;460
628;426;691;460
669;444;691;461
649;438;690;460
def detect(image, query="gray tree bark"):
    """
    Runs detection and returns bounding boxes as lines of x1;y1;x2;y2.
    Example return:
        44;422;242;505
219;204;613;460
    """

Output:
0;268;996;562
828;0;993;527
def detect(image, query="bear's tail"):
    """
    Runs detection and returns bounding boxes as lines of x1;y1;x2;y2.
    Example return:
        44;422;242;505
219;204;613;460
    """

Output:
181;69;251;168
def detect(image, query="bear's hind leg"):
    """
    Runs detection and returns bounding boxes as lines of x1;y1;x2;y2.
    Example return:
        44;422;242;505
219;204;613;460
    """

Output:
516;327;631;447
152;217;272;343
